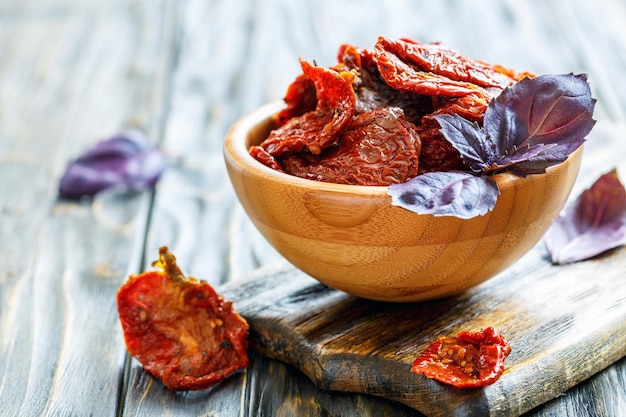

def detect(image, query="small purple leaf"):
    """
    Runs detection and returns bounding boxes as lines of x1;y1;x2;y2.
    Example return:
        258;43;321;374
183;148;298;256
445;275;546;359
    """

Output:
58;130;166;199
388;171;499;219
544;169;626;264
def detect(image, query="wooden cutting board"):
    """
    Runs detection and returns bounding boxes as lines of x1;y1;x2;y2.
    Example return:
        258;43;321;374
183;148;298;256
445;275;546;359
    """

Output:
220;244;626;417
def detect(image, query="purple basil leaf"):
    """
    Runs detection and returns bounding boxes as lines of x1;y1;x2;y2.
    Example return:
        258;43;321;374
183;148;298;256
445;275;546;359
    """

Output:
484;73;596;176
544;169;626;264
58;130;166;199
432;114;496;173
434;74;595;177
388;171;499;219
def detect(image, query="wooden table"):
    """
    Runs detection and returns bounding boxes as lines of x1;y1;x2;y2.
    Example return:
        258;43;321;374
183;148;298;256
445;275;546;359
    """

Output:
1;0;625;416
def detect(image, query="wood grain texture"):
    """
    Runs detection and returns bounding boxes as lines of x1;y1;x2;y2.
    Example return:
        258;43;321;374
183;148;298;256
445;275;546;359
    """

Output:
1;0;625;416
0;0;176;415
219;247;626;417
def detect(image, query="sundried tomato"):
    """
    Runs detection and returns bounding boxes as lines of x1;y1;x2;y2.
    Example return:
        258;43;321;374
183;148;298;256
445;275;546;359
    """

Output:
374;40;489;98
416;126;464;174
117;247;249;391
274;72;316;127
279;107;420;185
411;327;511;389
380;37;519;89
249;145;284;172
259;58;356;157
427;95;490;124
340;44;433;124
336;43;363;70
250;37;532;185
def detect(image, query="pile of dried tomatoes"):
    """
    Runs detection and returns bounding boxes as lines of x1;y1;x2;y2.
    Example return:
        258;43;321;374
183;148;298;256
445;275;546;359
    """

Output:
250;36;532;185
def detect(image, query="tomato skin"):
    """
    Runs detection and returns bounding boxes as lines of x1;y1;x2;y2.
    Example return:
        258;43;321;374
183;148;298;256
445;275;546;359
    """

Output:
275;72;317;127
411;327;511;389
117;249;249;391
279;107;420;185
377;37;519;90
260;59;356;157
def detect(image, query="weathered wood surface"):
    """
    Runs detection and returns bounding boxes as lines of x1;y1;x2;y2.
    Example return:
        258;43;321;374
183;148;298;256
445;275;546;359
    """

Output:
0;0;625;416
222;248;626;416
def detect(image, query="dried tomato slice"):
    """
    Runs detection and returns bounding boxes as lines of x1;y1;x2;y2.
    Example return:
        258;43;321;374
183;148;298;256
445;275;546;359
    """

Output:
117;247;249;391
274;72;317;127
374;40;489;98
279;107;420;185
411;327;511;389
380;37;518;89
338;43;434;125
416;126;464;174
259;59;356;157
249;145;284;172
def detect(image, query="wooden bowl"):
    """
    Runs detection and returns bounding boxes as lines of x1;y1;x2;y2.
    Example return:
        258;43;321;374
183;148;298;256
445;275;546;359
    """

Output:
223;102;583;302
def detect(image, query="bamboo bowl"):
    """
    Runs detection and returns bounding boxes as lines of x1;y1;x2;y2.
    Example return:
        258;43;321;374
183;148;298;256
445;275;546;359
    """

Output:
223;102;583;302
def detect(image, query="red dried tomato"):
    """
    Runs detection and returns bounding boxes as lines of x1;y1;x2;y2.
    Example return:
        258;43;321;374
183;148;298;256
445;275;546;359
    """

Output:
411;327;511;389
375;40;488;98
250;37;532;185
279;107;420;185
274;72;317;127
341;43;434;125
378;37;519;89
416;126;464;174
117;247;249;391
249;145;284;172
259;58;356;157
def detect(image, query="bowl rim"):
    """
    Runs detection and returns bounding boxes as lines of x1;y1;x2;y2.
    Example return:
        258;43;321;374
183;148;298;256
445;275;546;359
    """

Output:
224;100;580;198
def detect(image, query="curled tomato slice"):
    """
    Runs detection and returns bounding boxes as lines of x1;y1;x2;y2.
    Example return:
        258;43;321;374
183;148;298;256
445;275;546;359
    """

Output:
117;247;249;391
259;58;356;157
274;72;317;126
379;37;519;89
411;327;511;389
374;40;489;99
279;107;420;185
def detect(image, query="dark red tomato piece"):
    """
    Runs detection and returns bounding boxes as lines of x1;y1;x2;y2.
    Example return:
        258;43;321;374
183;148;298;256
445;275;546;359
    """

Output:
249;145;284;172
338;43;434;125
374;39;488;98
279;107;420;185
117;247;249;391
336;43;363;70
411;327;511;389
416;126;464;174
381;37;520;89
259;58;356;157
274;72;317;127
427;94;491;124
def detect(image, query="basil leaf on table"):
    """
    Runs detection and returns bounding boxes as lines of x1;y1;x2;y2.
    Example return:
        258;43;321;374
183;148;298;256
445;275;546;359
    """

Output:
544;169;626;264
58;130;166;200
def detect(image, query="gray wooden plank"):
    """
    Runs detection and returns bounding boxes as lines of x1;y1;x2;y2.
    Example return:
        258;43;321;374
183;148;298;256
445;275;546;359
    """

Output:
119;0;257;414
215;237;626;416
0;1;176;415
528;356;626;417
